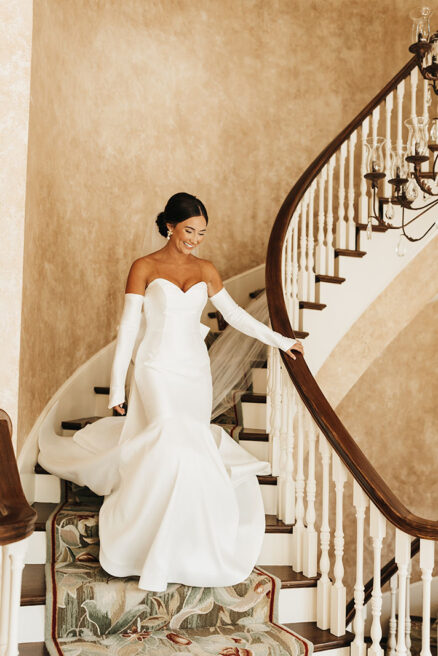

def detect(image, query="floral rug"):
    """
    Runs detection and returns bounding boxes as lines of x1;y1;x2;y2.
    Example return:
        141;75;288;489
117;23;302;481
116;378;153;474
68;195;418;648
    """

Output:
45;492;313;656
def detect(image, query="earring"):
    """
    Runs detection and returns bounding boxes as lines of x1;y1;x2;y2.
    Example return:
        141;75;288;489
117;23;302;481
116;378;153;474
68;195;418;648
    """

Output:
167;229;173;240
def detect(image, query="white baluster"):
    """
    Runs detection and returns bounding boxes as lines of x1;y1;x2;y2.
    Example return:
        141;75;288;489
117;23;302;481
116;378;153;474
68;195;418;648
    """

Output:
423;79;430;122
326;155;336;275
266;345;273;436
303;413;317;578
351;481;369;656
283;379;296;525
405;559;412;656
410;67;419;119
291;212;299;328
346;131;358;249
419;540;434;656
388;574;398;656
285;230;292;317
372;106;380;145
292;400;306;572
0;545;10;656
396;80;406;157
0;538;29;656
269;348;281;477
395;529;412;656
299;192;309;302
384;92;394;198
335;141;348;249
359;117;370;223
330;453;347;636
369;503;387;656
317;435;332;630
278;362;288;522
306;180;317;302
315;166;327;275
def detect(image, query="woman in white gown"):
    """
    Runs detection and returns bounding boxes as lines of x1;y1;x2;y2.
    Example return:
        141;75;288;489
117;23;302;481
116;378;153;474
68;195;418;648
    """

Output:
38;192;304;593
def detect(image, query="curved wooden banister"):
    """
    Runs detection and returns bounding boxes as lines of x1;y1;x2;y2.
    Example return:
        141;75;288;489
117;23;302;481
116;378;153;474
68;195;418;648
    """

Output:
265;55;438;540
0;411;37;546
345;538;420;626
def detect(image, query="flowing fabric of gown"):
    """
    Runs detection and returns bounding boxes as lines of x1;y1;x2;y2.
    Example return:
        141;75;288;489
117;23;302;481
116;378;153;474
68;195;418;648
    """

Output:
38;278;271;592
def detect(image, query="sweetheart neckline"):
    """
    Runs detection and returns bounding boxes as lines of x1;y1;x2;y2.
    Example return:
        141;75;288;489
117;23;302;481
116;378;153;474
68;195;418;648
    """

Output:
145;278;208;296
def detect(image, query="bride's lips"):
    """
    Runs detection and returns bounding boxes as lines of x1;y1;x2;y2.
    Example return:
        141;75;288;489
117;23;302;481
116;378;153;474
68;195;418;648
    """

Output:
183;242;195;249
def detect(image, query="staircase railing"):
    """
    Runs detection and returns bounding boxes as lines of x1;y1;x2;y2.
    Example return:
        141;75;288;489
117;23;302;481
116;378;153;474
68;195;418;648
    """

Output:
0;410;37;656
264;54;437;654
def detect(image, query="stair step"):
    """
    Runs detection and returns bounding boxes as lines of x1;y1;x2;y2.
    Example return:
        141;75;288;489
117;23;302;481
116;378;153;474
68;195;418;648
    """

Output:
21;565;45;606
265;514;293;534
299;301;326;310
315;274;346;284
19;643;49;656
283;622;354;652
240;392;266;404
293;330;309;338
261;565;319;588
257;474;277;485
33;502;58;530
334;248;366;258
94;386;109;395
356;222;388;232
61;416;101;430
34;463;49;475
249;287;265;298
240;428;269;441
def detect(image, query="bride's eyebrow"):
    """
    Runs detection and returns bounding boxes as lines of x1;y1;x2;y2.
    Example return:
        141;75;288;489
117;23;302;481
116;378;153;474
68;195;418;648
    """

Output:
186;225;207;231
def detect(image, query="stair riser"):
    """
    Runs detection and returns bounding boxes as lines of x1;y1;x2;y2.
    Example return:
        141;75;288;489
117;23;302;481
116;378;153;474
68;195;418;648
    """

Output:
18;587;316;643
318;648;350;656
333;255;362;279
260;483;277;515
251;368;267;394
238;439;269;461
257;532;292;565
241;402;267;430
314;282;341;307
34;474;61;504
94;394;113;418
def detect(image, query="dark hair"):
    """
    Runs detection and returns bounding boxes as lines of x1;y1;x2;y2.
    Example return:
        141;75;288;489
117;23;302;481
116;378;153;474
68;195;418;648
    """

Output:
156;192;208;237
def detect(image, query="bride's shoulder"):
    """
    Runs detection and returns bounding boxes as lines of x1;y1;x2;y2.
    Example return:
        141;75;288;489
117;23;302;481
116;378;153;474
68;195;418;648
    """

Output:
199;259;222;287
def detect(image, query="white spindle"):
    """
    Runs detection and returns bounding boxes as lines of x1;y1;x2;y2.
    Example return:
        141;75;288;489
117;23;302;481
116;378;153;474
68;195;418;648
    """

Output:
420;540;435;656
388;574;398;656
0;545;11;656
326;155;336;275
283;379;296;525
315;166;327;275
291;209;300;328
359;117;370;223
330;453;347;636
410;67;419;119
372;106;380;145
285;230;292;318
351;481;369;656
405;559;412;656
278;361;287;522
347;131;358;249
423;79;430;122
269;348;281;476
384;91;394;198
0;538;29;656
306;180;317;302
303;412;317;578
335;141;348;249
292;400;306;572
299;192;309;302
368;503;387;656
395;529;412;656
317;434;332;630
396;80;406;156
266;345;273;436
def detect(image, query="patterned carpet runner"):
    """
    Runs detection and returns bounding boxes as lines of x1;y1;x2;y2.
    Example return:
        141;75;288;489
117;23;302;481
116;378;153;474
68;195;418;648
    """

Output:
45;484;312;655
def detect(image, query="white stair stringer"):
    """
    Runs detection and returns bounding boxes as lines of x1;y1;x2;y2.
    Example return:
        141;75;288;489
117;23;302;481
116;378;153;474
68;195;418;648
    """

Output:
301;228;437;375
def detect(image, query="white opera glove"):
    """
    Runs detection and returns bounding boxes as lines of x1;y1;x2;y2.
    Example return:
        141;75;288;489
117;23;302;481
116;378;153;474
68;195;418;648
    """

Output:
108;293;144;409
209;287;297;352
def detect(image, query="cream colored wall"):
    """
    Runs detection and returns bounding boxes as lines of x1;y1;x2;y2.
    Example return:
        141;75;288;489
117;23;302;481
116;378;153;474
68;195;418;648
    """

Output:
0;0;33;446
18;0;411;448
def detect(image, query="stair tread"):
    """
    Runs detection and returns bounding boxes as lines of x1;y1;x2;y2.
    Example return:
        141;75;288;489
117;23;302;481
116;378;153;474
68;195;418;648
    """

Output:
265;514;293;533
240;428;269;441
61;416;102;429
260;565;319;588
315;274;346;284
356;222;388;232
240;392;266;403
33;502;58;530
19;643;49;656
335;248;366;257
283;622;354;651
257;474;277;485
299;301;326;310
21;564;45;606
94;385;109;394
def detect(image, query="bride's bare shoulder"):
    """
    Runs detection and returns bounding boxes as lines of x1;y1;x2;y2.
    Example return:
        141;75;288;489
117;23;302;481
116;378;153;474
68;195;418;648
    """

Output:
125;256;155;294
199;259;223;292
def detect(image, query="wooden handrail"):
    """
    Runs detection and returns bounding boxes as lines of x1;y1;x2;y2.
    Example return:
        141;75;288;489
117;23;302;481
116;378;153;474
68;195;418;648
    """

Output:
265;56;438;540
345;538;420;626
0;411;37;546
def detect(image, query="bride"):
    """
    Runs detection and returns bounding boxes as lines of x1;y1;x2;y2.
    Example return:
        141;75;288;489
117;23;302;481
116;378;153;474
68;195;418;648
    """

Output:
38;191;304;593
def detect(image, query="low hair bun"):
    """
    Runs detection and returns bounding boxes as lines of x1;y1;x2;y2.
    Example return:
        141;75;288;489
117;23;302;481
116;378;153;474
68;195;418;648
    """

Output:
156;211;168;237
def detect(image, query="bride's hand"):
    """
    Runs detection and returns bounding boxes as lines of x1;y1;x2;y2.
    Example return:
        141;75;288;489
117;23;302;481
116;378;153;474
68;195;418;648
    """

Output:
113;404;126;415
285;340;304;360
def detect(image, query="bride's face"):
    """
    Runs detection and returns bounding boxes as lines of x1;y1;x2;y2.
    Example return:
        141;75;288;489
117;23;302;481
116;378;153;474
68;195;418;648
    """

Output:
168;215;207;254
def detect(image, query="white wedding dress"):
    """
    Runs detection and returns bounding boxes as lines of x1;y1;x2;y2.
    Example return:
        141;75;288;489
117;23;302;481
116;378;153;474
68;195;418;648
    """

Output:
38;278;296;592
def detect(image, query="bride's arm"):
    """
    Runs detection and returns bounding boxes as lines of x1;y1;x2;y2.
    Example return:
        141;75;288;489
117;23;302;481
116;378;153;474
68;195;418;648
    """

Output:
205;261;304;359
108;259;147;412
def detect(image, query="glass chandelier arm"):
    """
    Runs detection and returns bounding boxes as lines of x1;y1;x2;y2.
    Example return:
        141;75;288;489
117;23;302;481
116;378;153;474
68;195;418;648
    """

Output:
108;293;144;409
209;287;297;352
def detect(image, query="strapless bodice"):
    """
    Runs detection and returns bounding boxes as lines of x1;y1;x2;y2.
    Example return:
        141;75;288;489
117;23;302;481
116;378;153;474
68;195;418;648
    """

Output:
134;277;211;371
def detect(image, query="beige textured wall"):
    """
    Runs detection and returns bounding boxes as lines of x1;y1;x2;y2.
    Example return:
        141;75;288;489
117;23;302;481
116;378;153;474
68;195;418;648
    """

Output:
18;0;411;447
0;0;33;446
